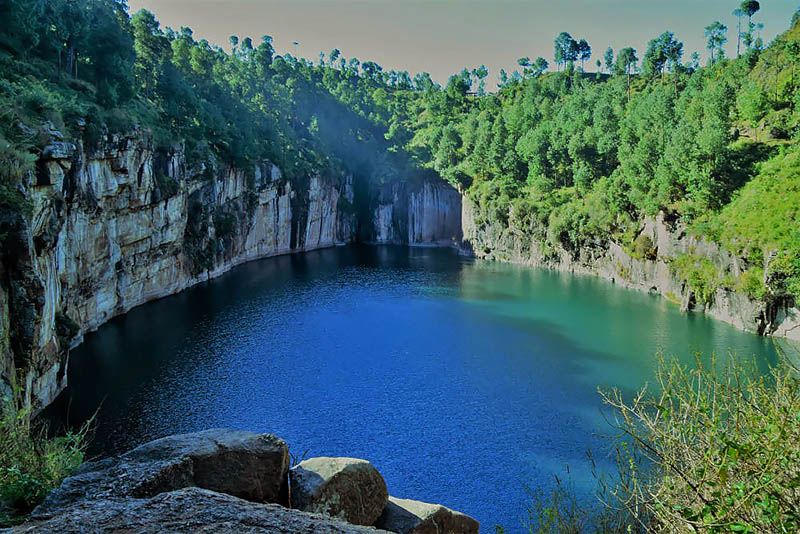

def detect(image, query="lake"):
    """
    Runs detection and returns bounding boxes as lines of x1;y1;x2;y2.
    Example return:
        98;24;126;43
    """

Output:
46;245;780;530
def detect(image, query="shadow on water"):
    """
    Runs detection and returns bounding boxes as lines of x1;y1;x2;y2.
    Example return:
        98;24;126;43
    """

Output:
43;244;779;529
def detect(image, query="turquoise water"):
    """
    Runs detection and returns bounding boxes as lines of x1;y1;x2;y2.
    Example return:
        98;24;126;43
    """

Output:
48;245;780;529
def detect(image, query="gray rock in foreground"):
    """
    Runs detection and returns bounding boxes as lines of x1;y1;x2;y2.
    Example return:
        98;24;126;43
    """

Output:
12;430;478;534
376;496;480;534
14;487;383;533
290;457;389;526
34;429;290;518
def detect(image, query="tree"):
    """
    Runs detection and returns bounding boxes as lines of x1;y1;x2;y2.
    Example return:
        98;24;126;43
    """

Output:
616;47;638;99
533;57;549;76
643;32;683;77
740;1;761;50
704;21;728;64
689;51;701;71
604;47;614;73
554;32;577;71
131;9;171;98
517;56;531;77
733;8;744;57
472;65;488;95
577;39;592;70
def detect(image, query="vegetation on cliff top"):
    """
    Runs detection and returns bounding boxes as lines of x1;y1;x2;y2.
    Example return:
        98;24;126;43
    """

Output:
1;0;798;303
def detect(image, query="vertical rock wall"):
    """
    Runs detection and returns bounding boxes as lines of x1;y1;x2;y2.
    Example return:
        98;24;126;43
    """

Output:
369;179;462;246
0;130;463;411
0;132;357;410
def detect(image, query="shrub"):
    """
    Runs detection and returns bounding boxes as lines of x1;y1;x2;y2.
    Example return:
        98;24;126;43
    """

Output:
631;234;657;261
0;388;89;526
736;268;767;300
154;171;180;200
670;254;722;305
601;354;800;532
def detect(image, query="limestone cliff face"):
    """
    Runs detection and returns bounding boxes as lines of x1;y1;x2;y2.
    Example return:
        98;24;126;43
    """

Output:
0;129;463;411
1;132;358;410
461;196;800;341
368;178;462;246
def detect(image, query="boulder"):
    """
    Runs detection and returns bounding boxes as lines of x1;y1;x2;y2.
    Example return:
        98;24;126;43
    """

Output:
14;487;383;533
290;457;388;526
34;429;290;517
376;496;479;534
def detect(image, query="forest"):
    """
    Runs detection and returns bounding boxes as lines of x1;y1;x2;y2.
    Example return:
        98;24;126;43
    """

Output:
1;0;800;530
2;0;799;307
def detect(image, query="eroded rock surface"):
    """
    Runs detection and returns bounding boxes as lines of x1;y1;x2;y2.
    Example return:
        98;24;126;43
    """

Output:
35;429;290;517
376;496;480;534
290;457;389;526
15;487;381;534
9;430;478;534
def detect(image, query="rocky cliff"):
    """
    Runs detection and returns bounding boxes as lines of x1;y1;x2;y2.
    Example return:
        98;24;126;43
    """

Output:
0;130;463;411
461;196;800;342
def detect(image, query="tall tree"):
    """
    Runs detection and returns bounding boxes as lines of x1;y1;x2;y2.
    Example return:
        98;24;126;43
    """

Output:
554;32;577;71
577;39;592;70
733;8;744;57
616;47;638;100
741;1;761;50
643;32;683;77
704;21;728;64
604;47;614;73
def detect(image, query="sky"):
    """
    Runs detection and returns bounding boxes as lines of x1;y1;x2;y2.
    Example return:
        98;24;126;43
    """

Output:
127;0;799;85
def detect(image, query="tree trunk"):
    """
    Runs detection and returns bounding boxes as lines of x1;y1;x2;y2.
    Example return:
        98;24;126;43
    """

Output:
65;39;75;78
627;71;631;102
736;17;742;57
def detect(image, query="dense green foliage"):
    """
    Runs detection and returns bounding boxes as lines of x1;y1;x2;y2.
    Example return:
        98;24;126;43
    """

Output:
395;14;800;302
0;0;425;208
1;1;798;305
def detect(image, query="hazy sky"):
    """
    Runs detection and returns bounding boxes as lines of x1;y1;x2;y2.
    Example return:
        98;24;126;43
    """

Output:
127;0;798;84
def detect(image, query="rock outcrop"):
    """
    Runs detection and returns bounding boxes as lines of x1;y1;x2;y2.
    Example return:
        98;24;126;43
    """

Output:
15;487;379;533
10;429;478;534
291;457;388;526
376;497;480;534
460;197;800;341
35;429;290;517
0;129;462;412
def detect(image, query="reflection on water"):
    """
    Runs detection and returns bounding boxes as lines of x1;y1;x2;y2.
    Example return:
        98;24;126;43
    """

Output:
46;245;779;529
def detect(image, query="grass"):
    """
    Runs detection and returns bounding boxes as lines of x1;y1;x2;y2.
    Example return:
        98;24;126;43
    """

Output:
707;145;800;300
0;385;89;526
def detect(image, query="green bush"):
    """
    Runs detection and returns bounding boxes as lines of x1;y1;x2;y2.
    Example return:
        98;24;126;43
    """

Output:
670;254;723;305
736;268;767;300
0;391;88;526
602;354;800;532
631;234;657;261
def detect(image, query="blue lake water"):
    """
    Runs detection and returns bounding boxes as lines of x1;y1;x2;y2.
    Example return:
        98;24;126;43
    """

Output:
48;245;780;530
